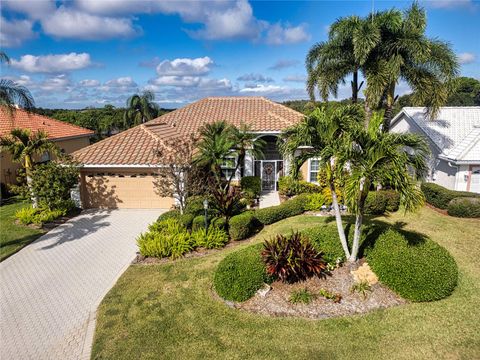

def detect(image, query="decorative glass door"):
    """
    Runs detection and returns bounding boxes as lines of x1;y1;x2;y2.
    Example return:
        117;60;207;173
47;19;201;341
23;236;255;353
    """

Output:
262;161;276;191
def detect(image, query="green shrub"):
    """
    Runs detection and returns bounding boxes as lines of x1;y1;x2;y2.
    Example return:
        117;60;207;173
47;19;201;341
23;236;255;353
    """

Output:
262;232;327;283
185;196;219;217
240;176;261;199
421;182;478;210
157;210;180;222
179;213;195;229
447;197;480;218
289;288;315;304
211;217;227;231
278;176;320;197
302;225;347;264
192;215;208;231
15;206;65;226
214;243;272;302
192;227;229;249
228;211;261;240
364;190;400;215
367;229;458;302
254;194;309;225
304;193;326;211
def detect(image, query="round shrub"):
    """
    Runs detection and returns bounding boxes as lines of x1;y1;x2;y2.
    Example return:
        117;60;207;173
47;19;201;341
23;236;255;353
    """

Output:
240;176;261;199
211;217;227;231
228;211;261;240
447;197;480;218
367;229;458;302
157;209;180;222
302;224;347;264
192;215;208;231
421;182;478;210
214;243;272;302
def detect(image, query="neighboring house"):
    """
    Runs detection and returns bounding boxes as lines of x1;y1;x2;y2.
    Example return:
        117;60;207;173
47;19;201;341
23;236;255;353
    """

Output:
0;108;94;186
72;97;307;209
390;107;480;193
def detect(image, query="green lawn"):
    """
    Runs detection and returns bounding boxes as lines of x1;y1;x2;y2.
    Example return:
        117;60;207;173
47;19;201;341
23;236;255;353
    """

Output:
0;201;45;261
92;207;480;359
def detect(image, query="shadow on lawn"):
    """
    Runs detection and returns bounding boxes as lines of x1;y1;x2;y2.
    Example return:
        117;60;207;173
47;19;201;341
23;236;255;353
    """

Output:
322;215;428;257
37;210;112;250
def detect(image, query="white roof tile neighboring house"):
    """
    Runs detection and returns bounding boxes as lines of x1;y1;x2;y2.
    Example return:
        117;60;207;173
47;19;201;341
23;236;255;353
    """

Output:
391;107;480;164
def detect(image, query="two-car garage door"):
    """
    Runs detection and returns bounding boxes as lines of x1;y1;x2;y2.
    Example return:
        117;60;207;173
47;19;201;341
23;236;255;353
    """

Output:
81;171;174;209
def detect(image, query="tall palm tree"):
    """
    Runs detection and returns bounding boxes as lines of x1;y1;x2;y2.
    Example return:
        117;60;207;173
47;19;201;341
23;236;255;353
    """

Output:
0;129;59;207
364;3;459;128
343;112;430;262
230;123;265;178
0;51;35;112
279;106;364;259
123;90;159;128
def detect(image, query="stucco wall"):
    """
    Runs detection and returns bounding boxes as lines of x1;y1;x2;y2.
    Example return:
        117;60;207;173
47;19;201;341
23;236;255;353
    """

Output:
1;136;91;185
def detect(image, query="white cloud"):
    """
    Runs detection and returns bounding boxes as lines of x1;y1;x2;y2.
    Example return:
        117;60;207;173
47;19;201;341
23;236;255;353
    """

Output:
11;53;92;73
237;73;274;83
39;74;72;91
150;76;202;87
458;52;476;64
41;6;139;40
104;76;137;87
156;57;213;76
240;84;287;94
283;74;307;83
266;23;310;45
3;0;55;20
79;79;100;87
269;59;300;70
0;16;36;47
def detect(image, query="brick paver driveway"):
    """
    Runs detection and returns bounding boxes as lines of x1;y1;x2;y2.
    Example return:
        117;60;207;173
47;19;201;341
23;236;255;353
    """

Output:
0;209;163;360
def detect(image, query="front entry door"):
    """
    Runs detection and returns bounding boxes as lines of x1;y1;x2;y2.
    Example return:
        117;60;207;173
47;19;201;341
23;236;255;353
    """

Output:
262;161;276;191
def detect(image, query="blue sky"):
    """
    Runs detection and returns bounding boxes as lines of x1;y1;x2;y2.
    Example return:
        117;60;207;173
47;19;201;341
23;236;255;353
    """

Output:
1;0;479;109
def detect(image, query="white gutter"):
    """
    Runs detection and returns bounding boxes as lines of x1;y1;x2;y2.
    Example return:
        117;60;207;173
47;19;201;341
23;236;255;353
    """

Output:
438;154;479;165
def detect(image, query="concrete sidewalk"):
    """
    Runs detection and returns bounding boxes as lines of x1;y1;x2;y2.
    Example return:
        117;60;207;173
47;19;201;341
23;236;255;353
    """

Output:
0;209;162;360
259;191;281;208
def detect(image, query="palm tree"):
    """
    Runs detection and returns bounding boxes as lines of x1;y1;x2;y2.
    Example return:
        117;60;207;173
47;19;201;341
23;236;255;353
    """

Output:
364;3;459;128
1;51;35;112
230;123;265;178
123;90;159;128
343;112;430;262
279;105;364;259
0;129;59;207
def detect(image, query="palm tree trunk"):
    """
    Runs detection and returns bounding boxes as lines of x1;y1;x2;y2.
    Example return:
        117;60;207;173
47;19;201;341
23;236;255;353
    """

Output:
25;156;38;208
351;70;358;104
349;177;367;262
364;96;372;129
383;82;396;131
330;180;350;259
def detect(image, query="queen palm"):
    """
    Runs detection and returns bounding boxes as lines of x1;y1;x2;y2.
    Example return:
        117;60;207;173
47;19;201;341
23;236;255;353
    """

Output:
230;123;265;178
0;129;59;207
123;90;159;128
279;106;364;259
343;112;430;262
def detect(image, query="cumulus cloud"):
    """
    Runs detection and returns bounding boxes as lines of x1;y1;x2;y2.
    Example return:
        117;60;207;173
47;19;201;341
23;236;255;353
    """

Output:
11;53;92;73
103;76;137;88
39;74;72;92
156;57;213;76
41;6;139;40
237;73;274;83
3;0;55;20
269;59;300;70
266;23;310;45
79;79;100;87
457;52;476;64
283;74;307;83
0;16;36;47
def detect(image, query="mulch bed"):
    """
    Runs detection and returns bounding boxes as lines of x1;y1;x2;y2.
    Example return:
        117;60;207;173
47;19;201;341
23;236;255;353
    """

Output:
235;262;406;320
425;203;448;216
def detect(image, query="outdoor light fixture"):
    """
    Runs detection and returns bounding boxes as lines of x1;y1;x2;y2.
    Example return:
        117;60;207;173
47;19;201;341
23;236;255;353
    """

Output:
203;199;209;233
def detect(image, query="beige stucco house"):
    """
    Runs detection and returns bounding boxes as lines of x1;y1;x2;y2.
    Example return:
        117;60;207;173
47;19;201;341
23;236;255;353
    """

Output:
0;108;94;187
390;107;480;193
72;97;310;209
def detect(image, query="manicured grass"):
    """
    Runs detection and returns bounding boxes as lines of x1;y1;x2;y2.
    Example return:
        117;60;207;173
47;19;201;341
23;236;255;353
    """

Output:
0;201;45;261
92;208;480;359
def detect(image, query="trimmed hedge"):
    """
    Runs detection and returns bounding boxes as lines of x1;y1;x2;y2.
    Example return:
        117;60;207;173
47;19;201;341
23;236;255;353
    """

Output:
364;190;400;215
229;212;262;240
367;229;458;302
278;176;321;197
421;182;478;210
302;225;347;264
447;197;480;218
214;243;272;302
254;194;309;225
157;210;180;222
240;176;261;199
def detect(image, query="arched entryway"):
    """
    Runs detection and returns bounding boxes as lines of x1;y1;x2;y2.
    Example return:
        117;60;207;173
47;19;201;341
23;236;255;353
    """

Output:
253;135;284;191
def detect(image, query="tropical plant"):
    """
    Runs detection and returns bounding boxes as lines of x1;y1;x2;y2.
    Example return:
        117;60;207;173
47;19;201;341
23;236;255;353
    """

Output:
289;288;316;304
350;280;372;299
0;129;59;207
279;105;363;259
344;112;430;261
1;52;35;114
262;232;327;283
230;123;265;177
123;90;159;127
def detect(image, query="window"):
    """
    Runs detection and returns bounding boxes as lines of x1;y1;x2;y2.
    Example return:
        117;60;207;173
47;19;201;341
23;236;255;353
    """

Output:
221;156;237;179
309;159;320;183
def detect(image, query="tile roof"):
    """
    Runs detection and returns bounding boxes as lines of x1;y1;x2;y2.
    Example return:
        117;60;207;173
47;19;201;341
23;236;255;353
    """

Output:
393;107;480;162
0;108;94;140
73;97;304;166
